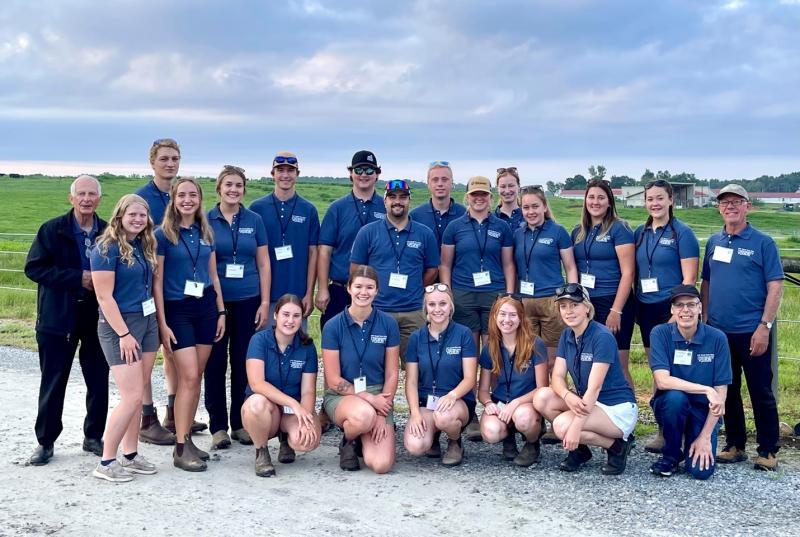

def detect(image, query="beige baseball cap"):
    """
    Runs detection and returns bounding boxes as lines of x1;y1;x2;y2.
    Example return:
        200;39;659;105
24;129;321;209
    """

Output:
717;183;749;201
466;176;492;194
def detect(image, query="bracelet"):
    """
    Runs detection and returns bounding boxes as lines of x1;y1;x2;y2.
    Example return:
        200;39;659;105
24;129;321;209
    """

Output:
218;309;228;317
609;308;623;315
118;331;130;339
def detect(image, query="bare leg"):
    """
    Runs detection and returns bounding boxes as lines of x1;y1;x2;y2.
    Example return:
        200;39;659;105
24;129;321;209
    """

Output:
241;395;280;447
480;413;509;444
281;413;322;453
101;361;144;460
171;347;201;440
333;396;378;440
403;409;437;456
361;422;396;474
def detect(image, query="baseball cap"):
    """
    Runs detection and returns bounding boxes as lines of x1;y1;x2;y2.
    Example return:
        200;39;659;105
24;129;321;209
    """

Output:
350;150;379;170
554;283;590;303
717;184;749;201
272;151;299;170
384;179;411;196
670;284;700;302
466;176;492;194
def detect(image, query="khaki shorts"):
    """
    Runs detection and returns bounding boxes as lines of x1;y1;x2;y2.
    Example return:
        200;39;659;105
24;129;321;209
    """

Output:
386;309;426;365
323;384;395;426
523;296;566;346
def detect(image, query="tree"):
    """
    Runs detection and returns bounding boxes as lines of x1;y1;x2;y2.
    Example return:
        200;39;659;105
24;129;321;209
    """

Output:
609;175;636;188
546;180;559;194
640;169;655;185
656;170;672;181
564;174;587;190
588;164;607;181
671;172;697;184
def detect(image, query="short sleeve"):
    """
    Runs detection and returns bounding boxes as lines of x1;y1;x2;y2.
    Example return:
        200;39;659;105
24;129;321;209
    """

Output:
677;226;700;259
461;327;477;358
423;229;441;268
532;337;548;366
648;325;672;372
246;332;267;361
501;223;514;247
155;228;168;256
590;331;619;365
386;314;401;347
701;240;713;280
254;214;268;247
303;343;319;374
479;347;493;370
90;244;117;272
321;318;341;350
441;219;457;247
350;227;369;265
308;207;320;246
405;331;421;363
556;225;572;250
318;204;338;246
712;332;733;386
762;237;784;282
556;330;569;359
612;221;634;245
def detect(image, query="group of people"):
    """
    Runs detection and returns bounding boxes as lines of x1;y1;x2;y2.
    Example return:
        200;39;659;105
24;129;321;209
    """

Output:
24;140;785;482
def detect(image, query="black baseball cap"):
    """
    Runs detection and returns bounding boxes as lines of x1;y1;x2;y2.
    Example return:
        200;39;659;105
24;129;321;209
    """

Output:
554;283;590;303
350;150;380;170
670;284;700;301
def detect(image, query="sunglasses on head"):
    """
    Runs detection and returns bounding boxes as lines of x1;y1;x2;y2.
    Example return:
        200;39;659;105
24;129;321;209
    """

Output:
352;166;376;176
223;164;245;174
424;283;450;293
497;167;518;177
497;292;524;304
429;160;450;169
273;156;298;165
555;283;585;297
152;138;177;146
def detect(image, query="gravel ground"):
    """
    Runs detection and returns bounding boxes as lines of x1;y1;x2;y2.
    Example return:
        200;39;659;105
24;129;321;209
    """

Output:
1;344;799;537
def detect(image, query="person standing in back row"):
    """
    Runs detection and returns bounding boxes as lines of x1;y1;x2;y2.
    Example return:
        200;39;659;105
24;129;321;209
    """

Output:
494;167;524;231
409;161;466;248
701;184;783;471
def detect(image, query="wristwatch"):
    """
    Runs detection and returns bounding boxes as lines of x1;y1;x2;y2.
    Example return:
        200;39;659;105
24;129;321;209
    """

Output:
218;309;228;317
760;320;773;329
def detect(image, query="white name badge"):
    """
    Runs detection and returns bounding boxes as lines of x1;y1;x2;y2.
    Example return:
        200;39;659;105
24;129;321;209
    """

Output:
674;349;693;366
426;395;440;410
712;246;733;263
520;281;535;296
354;376;367;394
282;405;295;415
580;273;596;289
184;280;204;297
473;271;492;287
640;278;659;293
275;245;294;260
225;263;244;279
496;402;507;411
388;272;408;289
141;298;156;316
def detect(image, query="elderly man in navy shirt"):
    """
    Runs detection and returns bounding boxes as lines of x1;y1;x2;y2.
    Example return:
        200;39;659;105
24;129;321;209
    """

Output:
701;184;783;471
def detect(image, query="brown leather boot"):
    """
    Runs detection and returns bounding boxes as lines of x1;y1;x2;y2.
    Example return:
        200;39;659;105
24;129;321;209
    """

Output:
140;409;175;445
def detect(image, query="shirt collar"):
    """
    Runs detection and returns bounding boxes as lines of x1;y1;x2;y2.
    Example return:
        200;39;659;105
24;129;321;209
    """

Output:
670;322;707;345
71;212;98;236
721;222;752;239
343;307;377;327
528;219;552;232
266;327;300;353
384;217;411;233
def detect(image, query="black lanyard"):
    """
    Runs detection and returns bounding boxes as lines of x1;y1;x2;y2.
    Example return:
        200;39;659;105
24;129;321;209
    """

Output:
425;323;452;396
132;241;151;295
150;181;169;209
178;226;202;279
572;332;587;397
343;311;377;378
500;347;516;404
271;194;298;246
523;225;543;281
351;193;376;227
581;225;600;273
386;222;410;272
226;205;243;262
642;222;670;277
469;217;491;271
430;200;452;243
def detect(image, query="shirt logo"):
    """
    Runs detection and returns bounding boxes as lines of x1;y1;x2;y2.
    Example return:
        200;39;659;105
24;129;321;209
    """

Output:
538;238;554;245
290;359;304;369
737;247;754;257
580;352;593;362
371;334;387;344
697;353;715;363
291;215;306;224
239;227;254;234
374;212;386;220
659;238;675;246
445;346;461;355
406;240;422;249
487;230;501;239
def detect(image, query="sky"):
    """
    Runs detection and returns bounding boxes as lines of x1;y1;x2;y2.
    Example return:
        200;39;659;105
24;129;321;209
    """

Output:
1;0;798;184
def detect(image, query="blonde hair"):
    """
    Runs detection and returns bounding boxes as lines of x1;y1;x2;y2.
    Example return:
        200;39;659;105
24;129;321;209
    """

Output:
486;297;536;375
423;287;455;321
215;165;247;197
519;186;555;223
161;177;214;245
95;194;157;270
149;138;181;164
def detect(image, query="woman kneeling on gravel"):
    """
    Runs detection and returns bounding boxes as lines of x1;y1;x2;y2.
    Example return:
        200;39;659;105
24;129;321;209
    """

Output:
322;265;400;474
533;283;638;475
478;295;549;467
241;294;320;477
404;284;477;467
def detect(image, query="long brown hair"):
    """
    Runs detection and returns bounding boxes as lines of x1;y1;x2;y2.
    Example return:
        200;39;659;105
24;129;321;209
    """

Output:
273;294;312;346
519;185;555;223
635;179;676;249
486;296;536;375
95;194;157;269
161;177;214;245
574;179;629;243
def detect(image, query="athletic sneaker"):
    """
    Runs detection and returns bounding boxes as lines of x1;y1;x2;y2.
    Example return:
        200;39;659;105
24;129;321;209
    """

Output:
119;454;157;475
92;460;133;483
649;457;680;477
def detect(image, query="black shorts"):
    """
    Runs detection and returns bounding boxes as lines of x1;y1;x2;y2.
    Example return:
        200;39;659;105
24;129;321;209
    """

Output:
164;287;218;351
636;298;673;348
417;394;477;431
452;289;502;334
590;293;636;351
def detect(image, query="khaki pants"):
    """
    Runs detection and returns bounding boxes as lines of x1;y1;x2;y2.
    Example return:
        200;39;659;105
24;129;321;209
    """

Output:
386;309;427;365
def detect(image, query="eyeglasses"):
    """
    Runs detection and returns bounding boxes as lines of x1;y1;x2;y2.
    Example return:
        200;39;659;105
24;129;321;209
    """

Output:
671;301;700;310
352;166;376;176
428;160;451;169
645;179;670;189
223;164;245;174
152;138;177;146
718;198;747;208
497;167;518;177
425;283;450;293
273;156;298;165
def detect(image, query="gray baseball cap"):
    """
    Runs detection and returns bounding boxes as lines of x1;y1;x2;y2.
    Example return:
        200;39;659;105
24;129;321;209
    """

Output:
717;183;749;201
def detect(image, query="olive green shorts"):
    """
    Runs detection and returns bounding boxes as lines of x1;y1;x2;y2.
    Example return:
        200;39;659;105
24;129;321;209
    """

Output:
323;384;395;426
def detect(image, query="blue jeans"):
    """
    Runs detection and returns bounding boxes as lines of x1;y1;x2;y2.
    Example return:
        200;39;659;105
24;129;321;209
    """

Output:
653;390;719;480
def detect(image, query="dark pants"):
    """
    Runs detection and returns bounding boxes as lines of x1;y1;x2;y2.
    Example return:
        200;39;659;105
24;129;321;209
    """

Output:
204;295;260;433
35;305;109;446
320;281;350;329
723;331;779;455
653;390;718;480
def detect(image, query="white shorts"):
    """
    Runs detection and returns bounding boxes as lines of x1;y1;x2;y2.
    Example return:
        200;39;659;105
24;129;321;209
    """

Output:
596;401;638;441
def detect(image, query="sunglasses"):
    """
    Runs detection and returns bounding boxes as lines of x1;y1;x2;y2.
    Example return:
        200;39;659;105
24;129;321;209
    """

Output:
428;160;451;169
273;156;298;165
152;138;177;146
497;167;518;177
555;283;586;299
386;179;410;191
424;283;450;293
352;166;377;176
223;164;245;174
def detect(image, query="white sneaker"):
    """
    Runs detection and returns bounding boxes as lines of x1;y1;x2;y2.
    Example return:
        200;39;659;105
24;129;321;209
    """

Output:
92;460;134;483
119;454;157;475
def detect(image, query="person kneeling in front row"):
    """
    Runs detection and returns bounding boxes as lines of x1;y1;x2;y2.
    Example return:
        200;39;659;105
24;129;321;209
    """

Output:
533;283;638;475
648;285;731;479
241;294;321;477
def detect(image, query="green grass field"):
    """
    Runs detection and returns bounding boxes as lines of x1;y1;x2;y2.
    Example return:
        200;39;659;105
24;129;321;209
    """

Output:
2;175;799;434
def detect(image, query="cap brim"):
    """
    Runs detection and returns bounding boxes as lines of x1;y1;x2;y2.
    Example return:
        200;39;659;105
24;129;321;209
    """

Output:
467;188;492;194
554;295;583;302
352;163;380;169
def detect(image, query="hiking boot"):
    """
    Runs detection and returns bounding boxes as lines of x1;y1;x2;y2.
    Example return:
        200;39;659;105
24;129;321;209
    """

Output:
514;441;541;467
339;437;360;471
255;446;275;477
426;431;442;458
717;445;748;464
162;406;176;433
540;422;560;445
753;452;778;471
173;440;206;472
210;430;232;450
82;437;103;456
502;433;519;461
649;457;680;477
645;428;665;454
92;460;133;483
465;415;482;442
119;454;157;475
441;436;464;467
559;444;592;472
278;432;296;464
139;411;175;445
191;419;208;433
28;444;54;466
185;434;209;461
231;428;253;445
602;437;634;476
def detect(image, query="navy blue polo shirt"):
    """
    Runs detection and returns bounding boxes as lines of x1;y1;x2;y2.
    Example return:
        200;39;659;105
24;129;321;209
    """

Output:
90;240;154;314
702;223;783;333
72;214;99;270
406;322;477;401
479;337;547;402
250;193;320;302
649;322;732;406
495;205;525;231
441;212;514;292
321;307;400;386
410;199;467;247
350;219;440;312
556;320;635;405
155;225;215;301
572;220;634;298
513;220;573;298
208;205;268;302
319;192;386;283
245;328;318;401
634;218;699;304
135;181;170;225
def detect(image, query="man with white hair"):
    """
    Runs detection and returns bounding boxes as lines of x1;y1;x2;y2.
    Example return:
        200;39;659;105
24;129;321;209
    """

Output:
25;175;109;465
